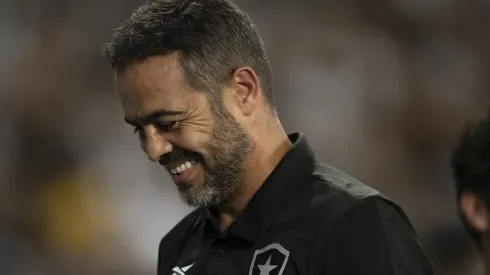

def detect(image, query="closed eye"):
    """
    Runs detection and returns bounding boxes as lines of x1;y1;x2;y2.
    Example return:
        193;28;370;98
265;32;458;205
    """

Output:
128;121;180;135
155;121;179;132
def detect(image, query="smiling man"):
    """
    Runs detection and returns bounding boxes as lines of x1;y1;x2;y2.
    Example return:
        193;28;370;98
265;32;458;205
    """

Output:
102;1;433;274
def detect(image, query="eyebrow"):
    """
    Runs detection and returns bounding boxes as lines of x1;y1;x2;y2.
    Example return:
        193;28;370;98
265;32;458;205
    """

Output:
124;110;184;125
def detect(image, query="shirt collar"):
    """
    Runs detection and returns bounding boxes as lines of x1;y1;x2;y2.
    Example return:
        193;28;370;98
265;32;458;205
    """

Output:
196;133;316;242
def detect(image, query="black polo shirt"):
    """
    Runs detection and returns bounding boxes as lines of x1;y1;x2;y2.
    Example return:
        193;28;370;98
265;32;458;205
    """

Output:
157;133;434;275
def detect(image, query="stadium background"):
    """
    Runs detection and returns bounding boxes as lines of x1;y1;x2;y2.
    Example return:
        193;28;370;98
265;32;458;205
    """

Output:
1;0;489;274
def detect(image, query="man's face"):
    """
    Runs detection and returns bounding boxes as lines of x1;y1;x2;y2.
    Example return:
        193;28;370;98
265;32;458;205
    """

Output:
116;53;253;207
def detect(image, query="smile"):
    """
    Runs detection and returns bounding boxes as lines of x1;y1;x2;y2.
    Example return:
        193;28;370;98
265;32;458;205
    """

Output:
170;160;198;175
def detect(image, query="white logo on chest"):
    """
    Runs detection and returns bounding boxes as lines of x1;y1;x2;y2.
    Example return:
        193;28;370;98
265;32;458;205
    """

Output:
249;243;290;275
172;263;194;275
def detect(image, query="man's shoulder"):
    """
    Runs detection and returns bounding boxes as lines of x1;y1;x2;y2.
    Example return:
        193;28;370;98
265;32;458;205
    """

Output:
291;162;410;229
308;162;385;207
305;163;433;273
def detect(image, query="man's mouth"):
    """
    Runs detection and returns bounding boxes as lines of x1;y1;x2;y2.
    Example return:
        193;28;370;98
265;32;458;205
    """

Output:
169;160;198;175
159;151;203;178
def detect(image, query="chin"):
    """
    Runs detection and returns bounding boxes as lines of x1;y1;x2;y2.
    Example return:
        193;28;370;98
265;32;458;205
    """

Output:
179;188;222;208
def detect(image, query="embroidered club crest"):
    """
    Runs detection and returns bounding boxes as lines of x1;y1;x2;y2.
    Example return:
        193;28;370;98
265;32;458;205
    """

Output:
248;243;290;275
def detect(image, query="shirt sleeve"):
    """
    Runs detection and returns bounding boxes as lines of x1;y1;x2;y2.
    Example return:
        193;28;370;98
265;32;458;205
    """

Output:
321;197;434;275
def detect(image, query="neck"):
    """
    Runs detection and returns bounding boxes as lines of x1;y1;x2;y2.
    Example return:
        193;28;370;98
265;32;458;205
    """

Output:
214;116;292;232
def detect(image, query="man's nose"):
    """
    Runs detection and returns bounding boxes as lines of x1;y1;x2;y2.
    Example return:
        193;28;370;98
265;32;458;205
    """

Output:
142;126;173;162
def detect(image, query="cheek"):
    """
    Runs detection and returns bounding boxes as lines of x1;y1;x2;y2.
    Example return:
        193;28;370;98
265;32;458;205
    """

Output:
172;127;212;154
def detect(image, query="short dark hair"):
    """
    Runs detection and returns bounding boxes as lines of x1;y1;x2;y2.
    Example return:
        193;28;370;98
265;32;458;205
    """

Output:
101;0;275;110
451;110;490;244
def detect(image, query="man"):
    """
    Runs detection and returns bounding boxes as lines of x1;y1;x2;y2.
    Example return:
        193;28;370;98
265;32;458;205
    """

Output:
452;112;490;273
102;0;433;274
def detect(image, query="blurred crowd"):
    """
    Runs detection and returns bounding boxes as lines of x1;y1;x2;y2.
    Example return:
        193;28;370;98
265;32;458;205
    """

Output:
2;0;490;274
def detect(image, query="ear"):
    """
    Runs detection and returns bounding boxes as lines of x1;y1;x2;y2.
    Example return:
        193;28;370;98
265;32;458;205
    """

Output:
228;66;261;116
460;192;489;233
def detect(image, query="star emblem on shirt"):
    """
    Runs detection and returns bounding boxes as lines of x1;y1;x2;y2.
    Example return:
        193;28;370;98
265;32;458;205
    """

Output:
257;255;277;275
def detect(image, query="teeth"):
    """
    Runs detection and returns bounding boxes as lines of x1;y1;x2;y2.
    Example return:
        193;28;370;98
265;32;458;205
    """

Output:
170;160;197;175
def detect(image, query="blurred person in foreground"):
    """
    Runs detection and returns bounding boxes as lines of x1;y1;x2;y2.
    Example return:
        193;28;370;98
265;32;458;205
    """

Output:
452;111;490;274
101;0;433;274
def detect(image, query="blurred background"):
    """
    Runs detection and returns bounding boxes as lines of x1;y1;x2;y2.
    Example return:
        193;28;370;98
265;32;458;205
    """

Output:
1;0;489;274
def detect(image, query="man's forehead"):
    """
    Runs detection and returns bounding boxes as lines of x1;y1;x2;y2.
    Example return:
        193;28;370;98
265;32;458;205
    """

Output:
119;91;188;118
117;53;182;79
116;67;179;91
115;60;186;99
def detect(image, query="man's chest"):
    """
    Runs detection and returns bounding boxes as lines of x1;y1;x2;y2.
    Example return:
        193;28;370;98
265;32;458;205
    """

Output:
162;227;312;275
